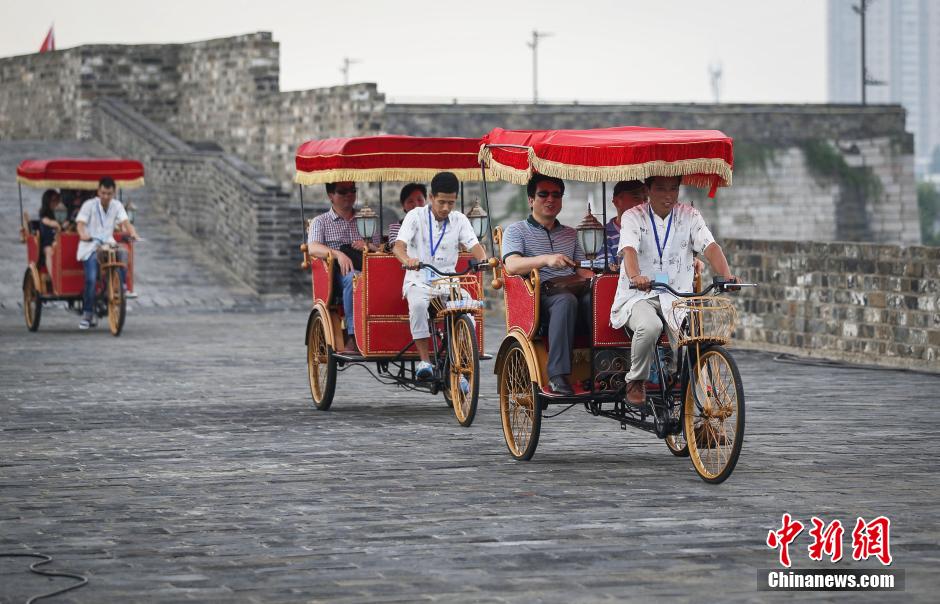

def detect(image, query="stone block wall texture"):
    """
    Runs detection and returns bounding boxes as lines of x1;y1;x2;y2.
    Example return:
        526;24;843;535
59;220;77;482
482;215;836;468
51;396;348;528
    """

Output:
0;33;386;199
721;238;940;372
90;99;299;294
387;103;920;246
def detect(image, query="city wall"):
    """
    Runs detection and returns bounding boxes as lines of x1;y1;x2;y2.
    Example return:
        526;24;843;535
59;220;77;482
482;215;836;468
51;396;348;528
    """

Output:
90;99;298;294
723;238;940;372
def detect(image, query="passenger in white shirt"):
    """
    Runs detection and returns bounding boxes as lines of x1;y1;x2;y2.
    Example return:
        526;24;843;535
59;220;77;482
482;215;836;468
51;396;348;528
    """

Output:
75;177;140;330
610;176;736;405
392;171;488;379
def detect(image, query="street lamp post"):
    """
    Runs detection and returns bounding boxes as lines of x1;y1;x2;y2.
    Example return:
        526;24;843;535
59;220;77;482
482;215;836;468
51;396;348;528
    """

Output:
528;30;552;104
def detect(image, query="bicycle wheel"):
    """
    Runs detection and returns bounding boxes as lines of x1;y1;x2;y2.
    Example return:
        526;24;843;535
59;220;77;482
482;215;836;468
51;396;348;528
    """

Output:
684;345;744;483
107;269;126;337
307;308;337;410
448;314;479;427
23;270;42;332
498;341;541;460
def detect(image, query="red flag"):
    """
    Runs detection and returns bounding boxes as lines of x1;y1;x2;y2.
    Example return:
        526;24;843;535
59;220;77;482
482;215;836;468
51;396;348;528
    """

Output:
39;25;55;53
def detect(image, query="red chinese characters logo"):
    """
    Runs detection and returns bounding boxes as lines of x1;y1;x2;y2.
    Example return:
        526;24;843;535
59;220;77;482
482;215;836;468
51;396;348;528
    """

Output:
852;516;892;566
766;513;805;568
808;517;844;563
767;514;893;567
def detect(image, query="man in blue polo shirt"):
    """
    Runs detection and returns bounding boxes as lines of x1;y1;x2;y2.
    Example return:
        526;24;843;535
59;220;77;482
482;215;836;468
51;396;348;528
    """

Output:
502;174;593;396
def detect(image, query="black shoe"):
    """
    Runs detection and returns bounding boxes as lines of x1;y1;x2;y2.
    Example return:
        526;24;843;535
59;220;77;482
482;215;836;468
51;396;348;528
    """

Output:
548;375;574;396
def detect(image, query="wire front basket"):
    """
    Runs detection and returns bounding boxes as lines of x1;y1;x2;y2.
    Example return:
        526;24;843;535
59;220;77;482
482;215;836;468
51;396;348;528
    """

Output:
429;275;484;317
671;296;737;346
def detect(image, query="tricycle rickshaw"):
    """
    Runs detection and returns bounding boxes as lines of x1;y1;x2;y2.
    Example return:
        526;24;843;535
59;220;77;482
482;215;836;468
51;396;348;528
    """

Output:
17;158;143;336
294;136;497;426
481;127;755;483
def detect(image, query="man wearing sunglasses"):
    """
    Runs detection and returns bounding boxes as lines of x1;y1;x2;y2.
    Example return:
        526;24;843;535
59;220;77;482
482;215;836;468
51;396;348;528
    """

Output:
501;174;594;396
307;181;381;353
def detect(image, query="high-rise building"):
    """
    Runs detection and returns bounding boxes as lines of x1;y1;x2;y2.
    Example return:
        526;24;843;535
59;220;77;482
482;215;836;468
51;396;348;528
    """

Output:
828;0;940;175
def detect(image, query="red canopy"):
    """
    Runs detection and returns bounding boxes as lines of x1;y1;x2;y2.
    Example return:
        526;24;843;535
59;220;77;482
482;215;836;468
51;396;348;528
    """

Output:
294;135;493;184
17;158;145;190
480;127;733;195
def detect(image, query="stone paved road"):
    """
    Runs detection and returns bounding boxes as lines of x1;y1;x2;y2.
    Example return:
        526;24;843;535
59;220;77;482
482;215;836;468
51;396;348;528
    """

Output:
1;308;939;603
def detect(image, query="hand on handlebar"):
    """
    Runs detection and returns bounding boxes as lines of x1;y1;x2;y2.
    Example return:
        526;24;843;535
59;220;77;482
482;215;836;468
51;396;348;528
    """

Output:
403;256;421;270
630;274;652;291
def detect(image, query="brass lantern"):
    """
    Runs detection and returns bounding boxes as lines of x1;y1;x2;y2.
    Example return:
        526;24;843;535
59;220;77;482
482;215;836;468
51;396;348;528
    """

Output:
466;198;489;241
355;204;378;240
576;203;605;259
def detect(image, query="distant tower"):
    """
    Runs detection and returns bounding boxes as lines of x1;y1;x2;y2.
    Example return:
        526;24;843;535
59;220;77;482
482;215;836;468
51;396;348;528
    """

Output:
340;57;361;86
528;30;553;104
708;61;723;103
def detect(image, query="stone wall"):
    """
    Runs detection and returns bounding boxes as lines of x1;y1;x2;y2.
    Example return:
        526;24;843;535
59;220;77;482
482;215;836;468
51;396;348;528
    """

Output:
387;103;920;246
91;99;299;294
722;238;940;371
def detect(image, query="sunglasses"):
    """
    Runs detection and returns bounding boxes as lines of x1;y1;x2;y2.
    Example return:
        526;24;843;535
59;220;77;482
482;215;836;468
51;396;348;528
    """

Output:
535;191;563;199
334;187;357;195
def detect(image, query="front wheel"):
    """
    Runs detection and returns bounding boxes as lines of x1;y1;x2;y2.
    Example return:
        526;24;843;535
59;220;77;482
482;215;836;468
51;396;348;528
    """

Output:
684;345;744;483
307;308;337;410
107;269;126;337
498;341;542;460
448;314;479;427
23;270;42;332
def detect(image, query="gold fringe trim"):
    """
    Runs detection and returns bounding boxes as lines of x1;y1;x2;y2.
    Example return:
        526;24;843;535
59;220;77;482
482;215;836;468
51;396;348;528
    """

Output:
293;167;494;185
479;147;732;188
17;176;146;190
477;147;531;185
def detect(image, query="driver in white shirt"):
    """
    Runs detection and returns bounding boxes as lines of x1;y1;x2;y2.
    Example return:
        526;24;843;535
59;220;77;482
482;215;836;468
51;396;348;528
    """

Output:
392;171;488;380
75;177;139;330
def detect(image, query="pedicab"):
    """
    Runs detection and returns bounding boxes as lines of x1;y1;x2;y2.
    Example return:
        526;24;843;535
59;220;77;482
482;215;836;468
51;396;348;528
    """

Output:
295;136;498;426
482;127;756;482
17;158;143;336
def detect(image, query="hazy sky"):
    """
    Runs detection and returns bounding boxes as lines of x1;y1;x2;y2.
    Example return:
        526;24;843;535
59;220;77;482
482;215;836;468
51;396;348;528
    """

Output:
1;0;828;104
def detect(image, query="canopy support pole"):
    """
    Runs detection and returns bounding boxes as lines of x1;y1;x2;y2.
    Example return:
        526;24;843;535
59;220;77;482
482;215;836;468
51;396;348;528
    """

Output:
18;183;25;234
299;185;307;241
460;183;465;213
602;182;609;273
479;160;496;257
378;182;384;242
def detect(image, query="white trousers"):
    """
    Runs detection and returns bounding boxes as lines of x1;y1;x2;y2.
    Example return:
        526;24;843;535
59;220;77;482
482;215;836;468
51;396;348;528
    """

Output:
405;284;473;339
624;298;676;382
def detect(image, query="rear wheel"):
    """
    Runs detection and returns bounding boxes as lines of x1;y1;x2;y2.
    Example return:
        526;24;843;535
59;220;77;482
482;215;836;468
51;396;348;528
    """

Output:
448;314;479;427
684;345;744;483
23;270;41;332
498;341;541;460
107;269;126;337
307;309;337;410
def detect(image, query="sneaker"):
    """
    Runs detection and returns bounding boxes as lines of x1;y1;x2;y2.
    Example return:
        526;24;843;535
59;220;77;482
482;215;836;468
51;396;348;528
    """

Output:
126;290;139;299
458;375;470;394
89;316;98;328
416;361;434;380
78;318;91;330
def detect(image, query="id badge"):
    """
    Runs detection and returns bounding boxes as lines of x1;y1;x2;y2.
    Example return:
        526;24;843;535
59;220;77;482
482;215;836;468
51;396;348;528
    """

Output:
424;267;436;284
654;272;670;287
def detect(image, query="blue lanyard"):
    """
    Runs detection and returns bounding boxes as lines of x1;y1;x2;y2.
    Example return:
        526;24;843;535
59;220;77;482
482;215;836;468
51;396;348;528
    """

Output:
648;205;674;266
427;208;447;257
96;200;110;228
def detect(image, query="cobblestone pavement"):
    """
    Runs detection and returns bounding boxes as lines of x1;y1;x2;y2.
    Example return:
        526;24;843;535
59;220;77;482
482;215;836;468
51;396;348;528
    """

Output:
2;308;939;603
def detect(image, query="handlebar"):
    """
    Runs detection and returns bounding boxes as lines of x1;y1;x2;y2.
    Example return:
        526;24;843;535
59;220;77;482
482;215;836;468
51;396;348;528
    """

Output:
629;276;758;297
403;258;496;277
